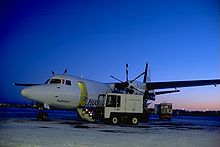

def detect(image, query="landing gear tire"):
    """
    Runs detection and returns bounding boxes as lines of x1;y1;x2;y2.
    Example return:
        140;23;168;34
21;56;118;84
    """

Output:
37;112;48;121
131;117;139;125
111;116;118;125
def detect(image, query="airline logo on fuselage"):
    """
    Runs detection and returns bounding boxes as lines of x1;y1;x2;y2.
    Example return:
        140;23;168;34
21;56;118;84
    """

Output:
86;99;104;107
57;99;70;103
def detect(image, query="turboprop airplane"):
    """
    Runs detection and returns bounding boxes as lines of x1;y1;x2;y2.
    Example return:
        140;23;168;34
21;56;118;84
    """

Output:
14;64;220;121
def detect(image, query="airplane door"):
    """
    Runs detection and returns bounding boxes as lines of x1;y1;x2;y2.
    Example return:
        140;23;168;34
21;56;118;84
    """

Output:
77;81;88;107
76;81;95;122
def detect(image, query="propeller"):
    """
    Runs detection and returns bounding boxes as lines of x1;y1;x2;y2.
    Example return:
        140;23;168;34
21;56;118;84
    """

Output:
110;63;156;101
111;64;147;94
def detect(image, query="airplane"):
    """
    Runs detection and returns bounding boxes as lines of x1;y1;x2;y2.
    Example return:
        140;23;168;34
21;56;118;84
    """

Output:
14;64;220;121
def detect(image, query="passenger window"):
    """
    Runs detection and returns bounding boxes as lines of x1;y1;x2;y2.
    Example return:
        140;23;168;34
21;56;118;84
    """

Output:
66;80;71;86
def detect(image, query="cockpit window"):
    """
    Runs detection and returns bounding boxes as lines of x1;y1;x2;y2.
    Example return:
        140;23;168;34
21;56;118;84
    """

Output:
66;80;71;86
49;79;62;84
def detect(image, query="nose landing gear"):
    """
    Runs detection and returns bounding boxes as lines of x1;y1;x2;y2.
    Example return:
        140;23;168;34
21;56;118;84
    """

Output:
34;103;49;121
37;111;48;121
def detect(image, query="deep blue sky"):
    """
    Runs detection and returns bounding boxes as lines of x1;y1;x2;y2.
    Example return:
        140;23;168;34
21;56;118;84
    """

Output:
0;0;219;110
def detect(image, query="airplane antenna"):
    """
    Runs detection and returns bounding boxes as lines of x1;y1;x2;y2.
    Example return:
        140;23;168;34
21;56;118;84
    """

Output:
52;71;55;75
64;69;67;74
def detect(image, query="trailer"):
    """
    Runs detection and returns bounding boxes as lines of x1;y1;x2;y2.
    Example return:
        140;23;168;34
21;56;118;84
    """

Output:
93;93;148;125
155;102;172;120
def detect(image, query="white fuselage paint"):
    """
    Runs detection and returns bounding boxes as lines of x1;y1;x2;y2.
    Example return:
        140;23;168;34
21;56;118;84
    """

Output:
21;74;113;109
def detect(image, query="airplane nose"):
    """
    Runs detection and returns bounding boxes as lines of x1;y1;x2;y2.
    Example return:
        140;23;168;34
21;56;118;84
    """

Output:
21;88;32;98
21;85;53;103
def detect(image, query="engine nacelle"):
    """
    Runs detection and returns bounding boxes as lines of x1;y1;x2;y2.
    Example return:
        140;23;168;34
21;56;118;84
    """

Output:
143;92;155;101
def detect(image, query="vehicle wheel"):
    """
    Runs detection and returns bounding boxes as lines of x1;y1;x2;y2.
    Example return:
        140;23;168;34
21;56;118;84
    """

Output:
37;112;48;121
131;117;139;125
111;116;118;125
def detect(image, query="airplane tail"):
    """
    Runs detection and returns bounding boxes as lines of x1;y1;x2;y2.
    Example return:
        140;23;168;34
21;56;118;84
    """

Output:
147;63;151;82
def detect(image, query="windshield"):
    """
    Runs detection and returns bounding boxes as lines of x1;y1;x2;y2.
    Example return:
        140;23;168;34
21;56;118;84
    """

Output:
49;79;62;84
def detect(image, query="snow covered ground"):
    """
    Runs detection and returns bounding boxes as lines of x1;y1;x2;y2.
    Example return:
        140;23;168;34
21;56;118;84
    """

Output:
0;108;220;147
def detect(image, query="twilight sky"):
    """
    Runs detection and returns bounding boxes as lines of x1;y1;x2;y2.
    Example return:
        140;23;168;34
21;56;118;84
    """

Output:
0;0;219;110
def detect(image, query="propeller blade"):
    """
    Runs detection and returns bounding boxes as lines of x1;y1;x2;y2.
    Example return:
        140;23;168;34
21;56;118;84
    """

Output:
126;64;129;82
143;63;148;83
110;76;124;83
130;71;145;83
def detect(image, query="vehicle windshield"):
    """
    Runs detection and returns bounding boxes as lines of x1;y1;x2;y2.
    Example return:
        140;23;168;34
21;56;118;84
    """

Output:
49;79;62;84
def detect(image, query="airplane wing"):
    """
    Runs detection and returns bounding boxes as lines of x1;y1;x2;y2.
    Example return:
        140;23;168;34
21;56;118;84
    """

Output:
13;83;41;86
145;79;220;90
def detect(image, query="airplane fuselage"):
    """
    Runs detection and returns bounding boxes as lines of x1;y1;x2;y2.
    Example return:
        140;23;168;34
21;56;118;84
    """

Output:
21;74;113;109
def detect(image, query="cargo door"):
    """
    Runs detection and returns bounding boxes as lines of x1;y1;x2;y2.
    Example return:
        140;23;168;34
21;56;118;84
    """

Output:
77;81;88;107
77;81;95;122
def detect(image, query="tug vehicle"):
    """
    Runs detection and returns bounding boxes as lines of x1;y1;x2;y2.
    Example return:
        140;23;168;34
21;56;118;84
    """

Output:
93;93;148;125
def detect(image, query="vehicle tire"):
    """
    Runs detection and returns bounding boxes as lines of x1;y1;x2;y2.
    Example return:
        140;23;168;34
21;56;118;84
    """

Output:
111;116;118;125
131;116;139;125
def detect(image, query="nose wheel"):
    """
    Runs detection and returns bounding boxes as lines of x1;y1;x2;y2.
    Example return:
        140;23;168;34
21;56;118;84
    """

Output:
35;103;49;121
37;111;48;121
